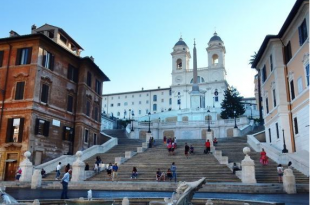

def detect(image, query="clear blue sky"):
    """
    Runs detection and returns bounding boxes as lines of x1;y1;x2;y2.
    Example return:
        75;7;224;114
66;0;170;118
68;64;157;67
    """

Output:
1;0;296;97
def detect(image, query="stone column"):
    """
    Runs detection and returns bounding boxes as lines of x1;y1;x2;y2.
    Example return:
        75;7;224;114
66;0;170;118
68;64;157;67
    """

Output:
19;151;33;182
71;151;85;182
31;169;42;189
283;169;296;194
241;147;256;183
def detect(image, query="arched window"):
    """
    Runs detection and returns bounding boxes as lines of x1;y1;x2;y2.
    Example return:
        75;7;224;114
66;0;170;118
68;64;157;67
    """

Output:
190;76;205;84
176;59;182;69
212;54;219;65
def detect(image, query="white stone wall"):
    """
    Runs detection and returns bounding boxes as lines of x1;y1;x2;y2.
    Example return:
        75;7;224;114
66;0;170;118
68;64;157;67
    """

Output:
293;103;309;153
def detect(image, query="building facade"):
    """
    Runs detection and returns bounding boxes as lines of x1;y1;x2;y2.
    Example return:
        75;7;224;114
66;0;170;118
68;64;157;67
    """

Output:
252;0;309;154
0;24;109;180
103;33;229;119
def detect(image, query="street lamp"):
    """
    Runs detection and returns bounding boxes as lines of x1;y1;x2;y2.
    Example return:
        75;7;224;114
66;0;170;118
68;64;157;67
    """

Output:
147;112;151;133
282;129;288;153
131;110;134;131
207;109;211;132
124;109;127;119
129;109;131;120
234;110;238;128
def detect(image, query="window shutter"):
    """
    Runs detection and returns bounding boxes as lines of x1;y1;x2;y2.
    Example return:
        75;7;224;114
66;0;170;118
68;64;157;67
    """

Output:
27;48;32;64
6;118;13;142
42;54;46;67
43;120;50;137
15;49;21;65
67;65;72;79
41;84;49;103
69;128;74;142
302;20;308;40
63;126;66;140
50;55;55;71
15;82;25;100
18;118;24;142
35;118;39;134
73;67;78;83
298;26;303;45
0;51;4;67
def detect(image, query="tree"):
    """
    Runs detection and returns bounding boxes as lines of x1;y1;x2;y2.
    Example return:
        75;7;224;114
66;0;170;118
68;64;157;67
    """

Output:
249;51;257;66
220;87;245;119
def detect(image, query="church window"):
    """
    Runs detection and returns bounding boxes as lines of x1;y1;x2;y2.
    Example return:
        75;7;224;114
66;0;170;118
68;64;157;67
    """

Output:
212;54;219;65
190;76;205;84
153;95;157;102
153;104;157;111
176;59;182;69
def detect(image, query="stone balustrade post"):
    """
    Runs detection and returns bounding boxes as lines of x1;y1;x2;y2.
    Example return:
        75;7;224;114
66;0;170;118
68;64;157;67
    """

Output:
206;132;213;148
283;169;296;194
19;151;33;182
241;147;256;183
31;169;42;189
71;151;85;182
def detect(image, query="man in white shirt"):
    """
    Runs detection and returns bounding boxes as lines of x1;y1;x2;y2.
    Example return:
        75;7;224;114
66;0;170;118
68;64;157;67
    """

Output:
55;162;61;180
60;169;72;199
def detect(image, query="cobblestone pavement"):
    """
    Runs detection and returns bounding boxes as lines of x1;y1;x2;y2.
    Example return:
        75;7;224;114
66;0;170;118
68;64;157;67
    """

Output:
6;188;309;205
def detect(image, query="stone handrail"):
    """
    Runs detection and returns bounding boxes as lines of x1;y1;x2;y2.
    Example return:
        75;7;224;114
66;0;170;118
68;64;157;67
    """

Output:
35;134;118;174
247;132;264;152
238;124;253;136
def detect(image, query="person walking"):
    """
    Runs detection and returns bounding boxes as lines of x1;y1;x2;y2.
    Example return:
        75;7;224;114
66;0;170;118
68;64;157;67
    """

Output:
260;148;268;165
277;164;284;183
131;167;138;179
65;163;71;173
60;169;72;199
167;142;172;155
163;136;167;144
184;143;190;158
15;167;22;181
190;145;194;154
287;161;293;169
171;162;177;183
112;163;118;181
205;140;211;154
55;162;61;180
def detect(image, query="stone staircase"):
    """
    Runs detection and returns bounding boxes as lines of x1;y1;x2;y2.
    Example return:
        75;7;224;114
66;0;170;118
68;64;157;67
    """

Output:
215;136;309;184
87;139;241;182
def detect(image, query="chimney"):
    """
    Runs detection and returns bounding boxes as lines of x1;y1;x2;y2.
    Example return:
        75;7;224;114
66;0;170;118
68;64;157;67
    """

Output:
90;56;94;62
142;87;144;90
158;86;160;89
31;24;36;30
9;30;19;37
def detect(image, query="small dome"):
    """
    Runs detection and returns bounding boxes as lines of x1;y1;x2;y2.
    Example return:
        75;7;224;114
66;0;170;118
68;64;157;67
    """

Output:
174;38;188;47
209;32;223;43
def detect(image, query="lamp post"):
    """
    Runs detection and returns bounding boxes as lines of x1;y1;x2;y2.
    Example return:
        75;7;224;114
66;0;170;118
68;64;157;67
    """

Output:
214;89;218;108
147;112;151;133
177;92;181;110
250;104;253;120
124;109;127;119
282;129;288;153
129;109;131;120
234;110;238;128
131;110;134;131
213;97;215;108
207;109;211;132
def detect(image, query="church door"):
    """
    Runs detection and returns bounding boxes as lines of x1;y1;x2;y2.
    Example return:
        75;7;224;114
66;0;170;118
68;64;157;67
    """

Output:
5;161;17;181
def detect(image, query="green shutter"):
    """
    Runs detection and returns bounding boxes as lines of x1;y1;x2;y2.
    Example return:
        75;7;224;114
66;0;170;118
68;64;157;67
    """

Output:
18;118;24;142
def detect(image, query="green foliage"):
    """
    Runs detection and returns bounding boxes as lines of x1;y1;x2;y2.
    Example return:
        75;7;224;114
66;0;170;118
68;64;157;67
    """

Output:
249;51;257;66
220;87;245;119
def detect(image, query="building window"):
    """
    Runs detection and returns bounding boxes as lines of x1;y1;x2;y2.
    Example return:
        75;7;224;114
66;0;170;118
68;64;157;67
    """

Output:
63;126;73;141
95;79;101;94
265;98;269;114
146;109;149;114
270;55;273;71
272;89;276;107
125;96;127;98
161;99;164;103
139;101;141;104
6;118;24;143
35;118;49;137
87;71;92;87
42;50;54;70
146;100;149;104
132;95;134;98
305;64;309;86
169;90;172;95
118;96;120;99
153;95;157;102
41;84;49;103
176;59;182;69
294;117;299;134
276;123;279;139
132;102;134;105
268;128;271;143
117;112;120;116
0;50;4;67
67;64;78;83
298;18;308;46
297;77;303;94
284;41;292;64
93;106;99;121
117;103;121;106
215;96;219;102
146;93;149;96
290;80;295;100
93;133;97;145
262;65;267;83
153;104;157;111
124;102;128;106
169;98;172;105
16;47;32;65
139;110;141;114
110;104;114;107
84;129;89;143
67;95;74;112
15;82;25;100
86;101;91;117
60;35;67;44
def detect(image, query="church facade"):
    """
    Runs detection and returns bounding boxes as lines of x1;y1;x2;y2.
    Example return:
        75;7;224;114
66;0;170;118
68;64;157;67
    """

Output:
102;33;229;119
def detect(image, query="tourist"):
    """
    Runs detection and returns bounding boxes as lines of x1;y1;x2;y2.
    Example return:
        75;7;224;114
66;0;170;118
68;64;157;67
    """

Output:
166;168;173;181
15;167;22;181
232;162;240;174
171;142;175;155
171;162;177;183
55;162;61;180
190;145;194;154
277;164;284;183
184;143;190;158
112;163;118;181
41;168;46;178
163;136;167;144
131;167;138;179
60;169;72;199
65;163;71;173
85;163;89;171
167;142;172;155
260;148;268;165
174;137;177;149
288;161;293;169
107;163;113;180
94;163;99;174
156;168;165;181
213;138;218;145
205;140;211;154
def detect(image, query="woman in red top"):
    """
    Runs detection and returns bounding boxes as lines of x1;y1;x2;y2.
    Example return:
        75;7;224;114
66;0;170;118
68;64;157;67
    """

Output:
167;142;172;155
260;148;268;165
205;140;211;154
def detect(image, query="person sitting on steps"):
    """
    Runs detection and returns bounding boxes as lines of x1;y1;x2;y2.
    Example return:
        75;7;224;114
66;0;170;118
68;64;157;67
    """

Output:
213;138;218;145
166;168;173;181
131;167;138;179
156;168;165;181
232;162;240;174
